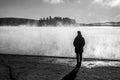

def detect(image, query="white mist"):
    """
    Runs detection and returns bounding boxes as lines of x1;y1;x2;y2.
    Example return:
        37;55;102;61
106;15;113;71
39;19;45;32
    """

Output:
0;26;120;60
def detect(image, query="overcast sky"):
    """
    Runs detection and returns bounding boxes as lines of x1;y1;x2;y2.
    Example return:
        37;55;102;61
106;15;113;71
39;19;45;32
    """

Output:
0;0;120;23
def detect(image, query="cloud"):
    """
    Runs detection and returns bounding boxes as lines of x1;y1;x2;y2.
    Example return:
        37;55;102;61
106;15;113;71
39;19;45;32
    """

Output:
43;0;64;4
76;0;81;3
93;0;120;8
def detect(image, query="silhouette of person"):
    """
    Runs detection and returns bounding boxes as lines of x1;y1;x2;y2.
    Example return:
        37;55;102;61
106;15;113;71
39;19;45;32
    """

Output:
73;31;85;67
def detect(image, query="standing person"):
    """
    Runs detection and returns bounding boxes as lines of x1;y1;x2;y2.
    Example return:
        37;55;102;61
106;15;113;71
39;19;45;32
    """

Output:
73;31;85;67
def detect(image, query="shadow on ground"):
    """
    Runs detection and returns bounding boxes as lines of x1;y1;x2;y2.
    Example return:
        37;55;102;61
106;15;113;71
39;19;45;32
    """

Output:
61;64;80;80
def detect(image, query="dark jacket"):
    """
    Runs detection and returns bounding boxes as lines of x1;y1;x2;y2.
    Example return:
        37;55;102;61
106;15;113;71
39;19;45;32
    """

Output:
73;34;85;53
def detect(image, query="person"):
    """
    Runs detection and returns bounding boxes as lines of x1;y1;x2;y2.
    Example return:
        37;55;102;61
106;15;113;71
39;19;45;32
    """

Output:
73;31;85;67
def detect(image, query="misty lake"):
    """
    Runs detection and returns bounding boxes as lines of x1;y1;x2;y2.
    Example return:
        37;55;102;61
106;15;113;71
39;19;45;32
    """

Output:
0;26;120;60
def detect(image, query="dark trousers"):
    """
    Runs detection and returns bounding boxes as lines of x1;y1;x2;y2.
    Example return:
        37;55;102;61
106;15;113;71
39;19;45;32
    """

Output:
75;50;83;67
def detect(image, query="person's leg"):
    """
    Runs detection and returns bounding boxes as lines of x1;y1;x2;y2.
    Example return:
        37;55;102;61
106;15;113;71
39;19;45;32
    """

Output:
78;53;80;63
76;49;83;67
78;50;83;67
76;53;79;64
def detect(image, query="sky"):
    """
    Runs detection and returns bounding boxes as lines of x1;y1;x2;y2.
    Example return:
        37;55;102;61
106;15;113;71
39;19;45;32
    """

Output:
0;0;120;23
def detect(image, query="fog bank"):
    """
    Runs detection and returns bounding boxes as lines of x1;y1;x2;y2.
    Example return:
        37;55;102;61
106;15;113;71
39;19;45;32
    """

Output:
0;26;120;59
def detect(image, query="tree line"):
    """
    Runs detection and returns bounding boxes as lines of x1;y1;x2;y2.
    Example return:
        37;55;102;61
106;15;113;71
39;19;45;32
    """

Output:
38;16;76;26
1;17;119;27
0;16;76;26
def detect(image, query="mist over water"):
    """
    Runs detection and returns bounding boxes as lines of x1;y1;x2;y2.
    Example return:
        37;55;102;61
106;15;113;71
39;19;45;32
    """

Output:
0;26;120;60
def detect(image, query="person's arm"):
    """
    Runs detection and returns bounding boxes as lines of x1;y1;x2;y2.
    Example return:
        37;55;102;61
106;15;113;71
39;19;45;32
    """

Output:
73;38;76;47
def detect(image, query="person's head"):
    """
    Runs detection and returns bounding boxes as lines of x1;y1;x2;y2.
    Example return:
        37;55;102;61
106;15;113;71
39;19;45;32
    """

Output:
77;31;81;35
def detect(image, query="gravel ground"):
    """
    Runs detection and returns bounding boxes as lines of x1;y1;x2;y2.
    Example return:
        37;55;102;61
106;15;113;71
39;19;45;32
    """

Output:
0;54;120;80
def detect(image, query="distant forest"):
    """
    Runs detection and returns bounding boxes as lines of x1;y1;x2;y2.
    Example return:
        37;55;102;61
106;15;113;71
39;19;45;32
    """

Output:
0;16;76;26
0;17;120;27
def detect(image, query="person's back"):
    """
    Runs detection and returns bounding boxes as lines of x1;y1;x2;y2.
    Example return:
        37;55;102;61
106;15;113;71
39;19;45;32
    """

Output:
73;31;85;67
73;31;85;53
